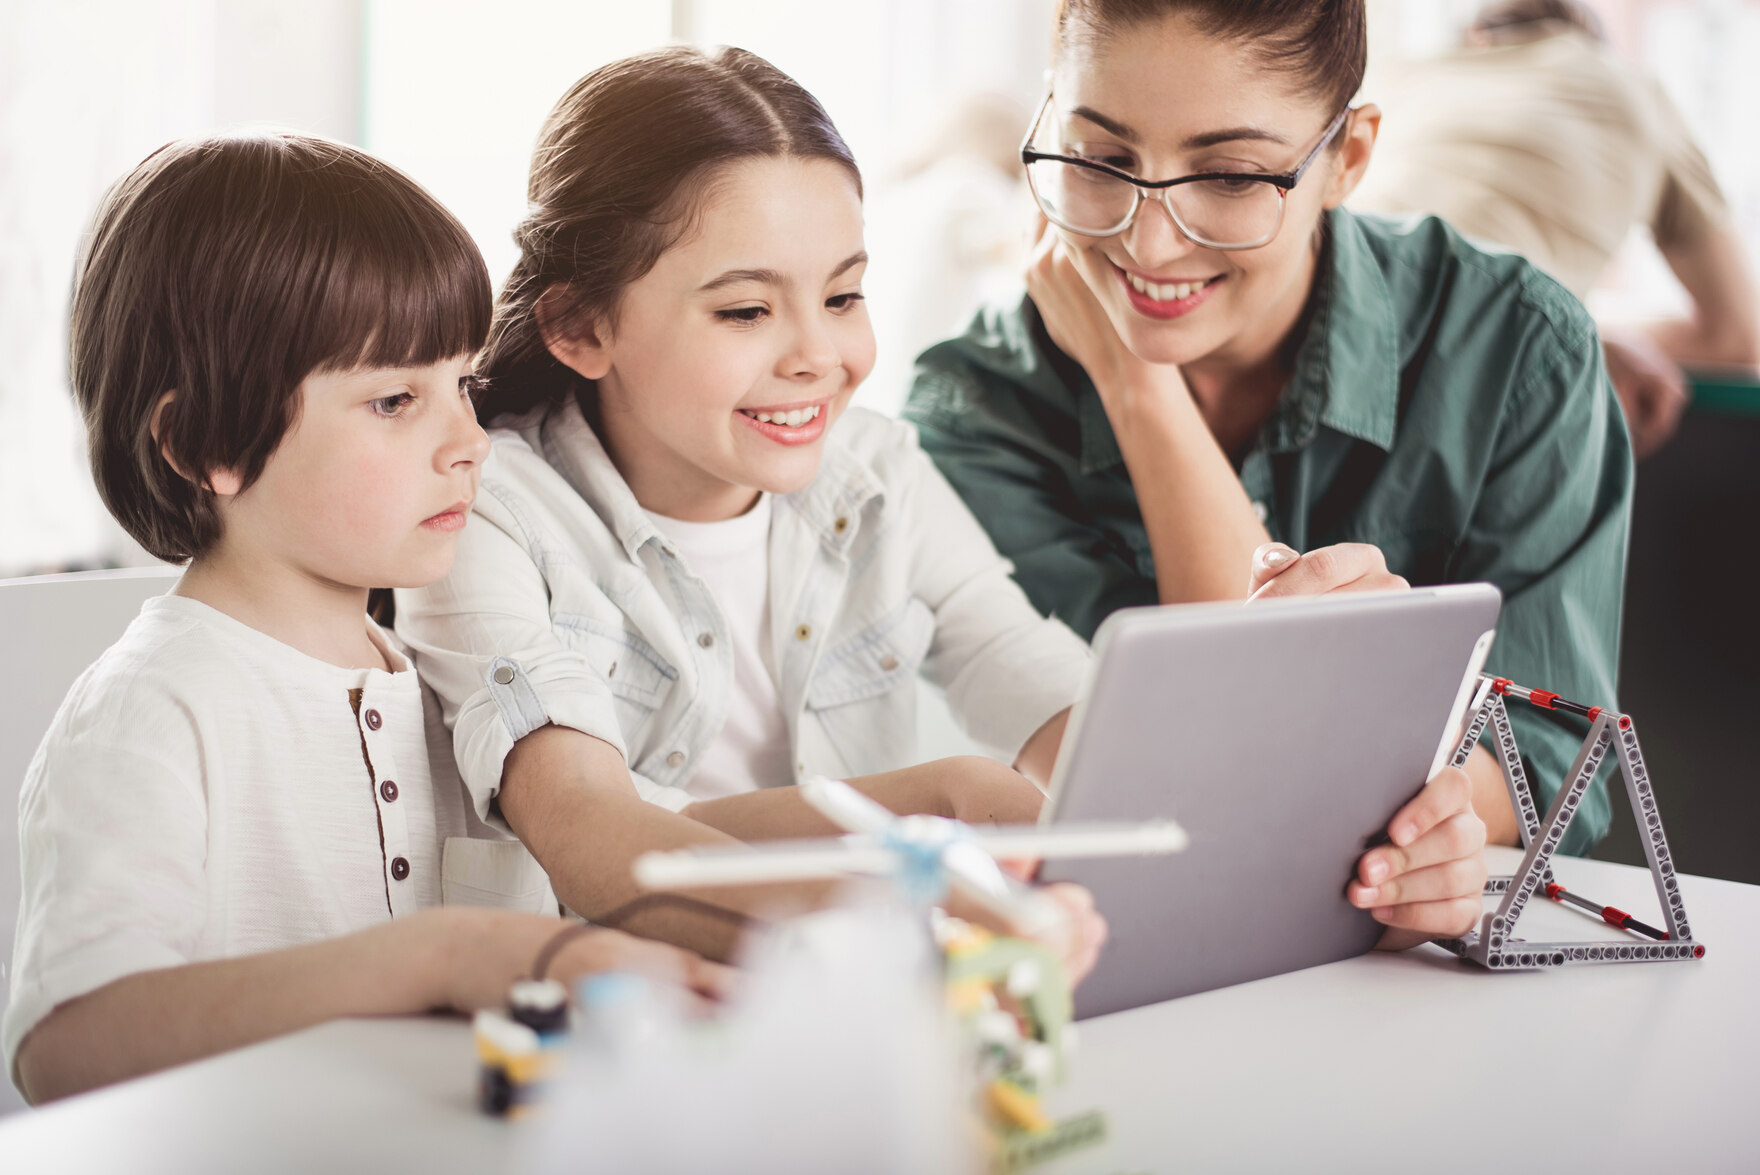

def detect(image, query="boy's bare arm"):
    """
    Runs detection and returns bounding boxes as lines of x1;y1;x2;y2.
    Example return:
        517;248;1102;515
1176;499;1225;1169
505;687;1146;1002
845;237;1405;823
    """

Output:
15;914;442;1103
14;907;724;1105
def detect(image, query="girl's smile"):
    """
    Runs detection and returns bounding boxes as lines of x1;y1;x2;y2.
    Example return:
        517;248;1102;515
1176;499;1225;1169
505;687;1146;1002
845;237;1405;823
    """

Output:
736;400;829;445
548;155;873;522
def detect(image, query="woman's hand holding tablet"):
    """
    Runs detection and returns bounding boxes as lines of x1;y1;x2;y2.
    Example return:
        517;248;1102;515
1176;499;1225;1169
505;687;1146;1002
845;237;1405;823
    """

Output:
1247;539;1494;946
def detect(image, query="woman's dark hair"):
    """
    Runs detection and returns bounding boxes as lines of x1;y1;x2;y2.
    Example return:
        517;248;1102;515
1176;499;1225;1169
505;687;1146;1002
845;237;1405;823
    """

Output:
1054;0;1368;117
71;132;490;563
474;45;861;423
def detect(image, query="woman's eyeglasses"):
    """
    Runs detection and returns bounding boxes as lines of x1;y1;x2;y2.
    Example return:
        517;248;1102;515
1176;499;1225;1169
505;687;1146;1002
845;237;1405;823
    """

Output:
1021;98;1351;249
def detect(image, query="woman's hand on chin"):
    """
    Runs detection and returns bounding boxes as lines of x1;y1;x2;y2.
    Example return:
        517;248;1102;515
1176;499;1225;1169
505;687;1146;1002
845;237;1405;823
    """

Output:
1245;541;1410;601
1025;217;1187;419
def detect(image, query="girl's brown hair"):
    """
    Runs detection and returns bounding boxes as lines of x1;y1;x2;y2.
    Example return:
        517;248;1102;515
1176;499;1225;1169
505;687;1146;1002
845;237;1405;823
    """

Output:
474;45;861;423
1054;0;1367;116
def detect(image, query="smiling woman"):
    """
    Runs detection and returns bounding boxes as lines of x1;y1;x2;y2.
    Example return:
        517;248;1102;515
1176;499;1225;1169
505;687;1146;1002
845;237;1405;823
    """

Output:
905;0;1635;865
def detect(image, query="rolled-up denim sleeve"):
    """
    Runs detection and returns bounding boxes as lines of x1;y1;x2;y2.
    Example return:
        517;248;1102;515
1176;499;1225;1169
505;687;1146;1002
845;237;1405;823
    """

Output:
893;431;1093;757
1456;330;1633;855
396;491;628;825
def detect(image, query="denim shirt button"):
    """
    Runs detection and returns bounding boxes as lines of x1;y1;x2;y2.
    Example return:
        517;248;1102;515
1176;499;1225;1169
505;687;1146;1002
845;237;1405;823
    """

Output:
492;665;516;686
697;632;715;649
666;750;686;768
879;654;899;671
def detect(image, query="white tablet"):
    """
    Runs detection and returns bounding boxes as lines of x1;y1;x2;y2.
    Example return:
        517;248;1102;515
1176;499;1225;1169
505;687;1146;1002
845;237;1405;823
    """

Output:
1038;584;1501;1019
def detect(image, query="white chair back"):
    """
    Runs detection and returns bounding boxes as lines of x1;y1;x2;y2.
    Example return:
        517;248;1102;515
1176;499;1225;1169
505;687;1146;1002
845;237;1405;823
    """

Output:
0;566;179;1110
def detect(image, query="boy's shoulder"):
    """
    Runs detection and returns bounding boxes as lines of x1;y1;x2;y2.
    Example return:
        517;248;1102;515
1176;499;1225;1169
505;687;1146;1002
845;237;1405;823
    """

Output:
20;596;253;807
49;596;235;737
40;594;362;760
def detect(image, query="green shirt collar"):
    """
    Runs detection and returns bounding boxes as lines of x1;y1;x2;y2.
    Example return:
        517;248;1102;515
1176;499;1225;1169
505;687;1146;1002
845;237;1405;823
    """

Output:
1059;208;1401;473
1272;209;1401;453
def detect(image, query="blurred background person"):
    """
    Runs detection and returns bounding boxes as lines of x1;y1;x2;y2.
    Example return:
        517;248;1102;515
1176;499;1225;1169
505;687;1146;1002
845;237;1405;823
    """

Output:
860;92;1035;417
1352;0;1760;458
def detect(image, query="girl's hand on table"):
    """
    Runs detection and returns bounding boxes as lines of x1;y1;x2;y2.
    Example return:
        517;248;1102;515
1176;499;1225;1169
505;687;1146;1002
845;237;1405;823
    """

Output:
934;758;1108;985
1351;765;1489;948
1033;882;1109;986
1245;541;1409;600
978;869;1110;989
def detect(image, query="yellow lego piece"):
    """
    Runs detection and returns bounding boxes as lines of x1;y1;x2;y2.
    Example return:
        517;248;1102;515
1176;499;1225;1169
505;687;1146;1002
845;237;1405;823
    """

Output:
474;1015;556;1087
986;1079;1051;1133
947;977;993;1016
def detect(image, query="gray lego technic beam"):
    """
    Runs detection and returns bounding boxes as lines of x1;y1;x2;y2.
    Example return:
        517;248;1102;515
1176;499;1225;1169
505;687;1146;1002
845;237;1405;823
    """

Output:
1435;676;1703;971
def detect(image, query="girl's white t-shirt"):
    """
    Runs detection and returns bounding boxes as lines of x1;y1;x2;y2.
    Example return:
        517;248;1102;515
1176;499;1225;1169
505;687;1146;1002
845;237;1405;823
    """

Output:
642;495;794;802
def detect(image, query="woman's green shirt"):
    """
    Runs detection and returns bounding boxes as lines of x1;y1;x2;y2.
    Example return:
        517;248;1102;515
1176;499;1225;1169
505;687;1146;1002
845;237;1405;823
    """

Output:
905;209;1633;854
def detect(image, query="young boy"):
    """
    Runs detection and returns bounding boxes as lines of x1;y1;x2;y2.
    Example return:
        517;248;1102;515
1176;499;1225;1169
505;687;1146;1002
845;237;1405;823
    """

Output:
5;133;722;1104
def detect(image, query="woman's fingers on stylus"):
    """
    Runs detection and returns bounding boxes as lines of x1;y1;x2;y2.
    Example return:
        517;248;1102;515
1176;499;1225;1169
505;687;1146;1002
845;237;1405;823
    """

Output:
1387;766;1474;847
1246;542;1301;595
1368;895;1483;938
1360;810;1485;887
1350;852;1487;910
1336;571;1410;595
1249;542;1386;598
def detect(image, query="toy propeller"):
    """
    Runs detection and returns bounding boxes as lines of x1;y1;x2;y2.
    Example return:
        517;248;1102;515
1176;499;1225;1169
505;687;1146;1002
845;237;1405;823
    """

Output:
633;776;1186;937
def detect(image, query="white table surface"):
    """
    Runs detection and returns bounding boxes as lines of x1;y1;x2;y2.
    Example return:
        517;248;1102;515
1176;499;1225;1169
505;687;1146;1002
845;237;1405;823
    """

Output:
2;847;1754;1174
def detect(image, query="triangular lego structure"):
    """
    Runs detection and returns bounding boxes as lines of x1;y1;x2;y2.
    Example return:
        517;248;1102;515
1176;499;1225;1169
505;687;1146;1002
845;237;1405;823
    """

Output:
1435;677;1705;969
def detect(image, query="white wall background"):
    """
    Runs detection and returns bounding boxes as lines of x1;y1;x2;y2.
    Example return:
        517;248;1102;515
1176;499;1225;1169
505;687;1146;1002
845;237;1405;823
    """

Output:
2;0;1757;575
0;0;363;576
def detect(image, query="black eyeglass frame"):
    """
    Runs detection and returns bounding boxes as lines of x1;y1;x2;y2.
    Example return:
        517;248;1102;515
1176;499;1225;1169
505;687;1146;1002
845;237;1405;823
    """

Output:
1020;95;1354;249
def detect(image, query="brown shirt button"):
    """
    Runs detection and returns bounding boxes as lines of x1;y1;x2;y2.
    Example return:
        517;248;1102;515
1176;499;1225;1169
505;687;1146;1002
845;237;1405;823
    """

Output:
380;779;399;803
879;654;900;671
833;516;849;533
666;750;686;769
795;624;812;641
390;856;410;881
698;632;715;649
364;708;383;731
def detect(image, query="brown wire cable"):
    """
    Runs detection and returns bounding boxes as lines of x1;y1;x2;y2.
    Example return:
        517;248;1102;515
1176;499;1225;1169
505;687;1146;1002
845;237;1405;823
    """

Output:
529;894;765;981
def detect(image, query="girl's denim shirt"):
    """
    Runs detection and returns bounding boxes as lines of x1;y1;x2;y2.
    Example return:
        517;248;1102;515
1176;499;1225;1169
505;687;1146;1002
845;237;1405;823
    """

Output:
396;400;1091;819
